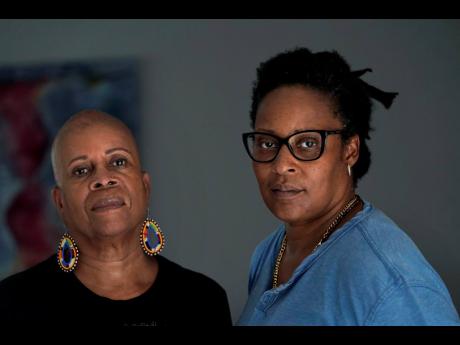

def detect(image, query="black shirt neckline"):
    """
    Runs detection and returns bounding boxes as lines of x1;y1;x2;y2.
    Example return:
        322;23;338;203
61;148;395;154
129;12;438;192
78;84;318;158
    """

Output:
65;255;165;305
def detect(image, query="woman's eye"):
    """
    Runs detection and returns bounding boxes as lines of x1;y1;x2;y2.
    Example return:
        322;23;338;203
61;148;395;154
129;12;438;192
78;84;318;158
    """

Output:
112;158;127;167
73;167;89;177
259;141;278;149
299;140;318;149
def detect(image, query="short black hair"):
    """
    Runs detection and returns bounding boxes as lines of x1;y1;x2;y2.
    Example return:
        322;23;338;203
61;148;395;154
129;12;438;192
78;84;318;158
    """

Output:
250;47;393;186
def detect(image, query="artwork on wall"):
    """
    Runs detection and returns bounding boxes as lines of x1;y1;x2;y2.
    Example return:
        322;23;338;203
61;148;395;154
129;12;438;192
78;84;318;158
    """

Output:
0;58;140;278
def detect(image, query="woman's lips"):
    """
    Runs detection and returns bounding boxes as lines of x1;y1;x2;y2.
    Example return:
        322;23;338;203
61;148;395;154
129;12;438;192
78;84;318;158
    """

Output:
91;197;125;212
270;185;305;199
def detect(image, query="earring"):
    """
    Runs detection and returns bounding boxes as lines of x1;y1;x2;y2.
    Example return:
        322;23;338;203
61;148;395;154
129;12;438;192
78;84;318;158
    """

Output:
140;218;165;256
347;164;352;177
57;233;79;272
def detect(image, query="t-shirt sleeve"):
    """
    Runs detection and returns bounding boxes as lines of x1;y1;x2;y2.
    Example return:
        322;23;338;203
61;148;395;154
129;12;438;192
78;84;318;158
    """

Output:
365;283;460;325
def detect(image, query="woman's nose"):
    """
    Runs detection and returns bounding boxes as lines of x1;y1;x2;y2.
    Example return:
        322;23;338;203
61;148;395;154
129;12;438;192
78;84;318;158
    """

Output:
90;171;118;190
271;145;297;175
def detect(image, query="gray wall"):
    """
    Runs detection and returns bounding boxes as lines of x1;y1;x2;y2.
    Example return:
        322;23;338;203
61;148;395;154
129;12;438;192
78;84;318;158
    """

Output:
0;19;459;322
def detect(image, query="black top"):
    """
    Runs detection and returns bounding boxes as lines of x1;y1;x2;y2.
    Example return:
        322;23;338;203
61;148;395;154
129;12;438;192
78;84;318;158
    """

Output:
0;254;232;326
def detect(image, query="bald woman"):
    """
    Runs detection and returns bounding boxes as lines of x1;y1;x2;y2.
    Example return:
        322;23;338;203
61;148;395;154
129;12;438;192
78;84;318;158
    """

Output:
0;110;232;326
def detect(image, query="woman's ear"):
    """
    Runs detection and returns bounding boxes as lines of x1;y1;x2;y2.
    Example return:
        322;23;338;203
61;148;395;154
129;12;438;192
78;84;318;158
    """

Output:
142;171;151;199
343;134;360;167
51;186;64;214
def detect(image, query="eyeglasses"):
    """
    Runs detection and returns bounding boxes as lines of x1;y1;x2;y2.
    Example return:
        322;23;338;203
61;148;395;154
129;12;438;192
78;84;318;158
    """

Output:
242;129;344;163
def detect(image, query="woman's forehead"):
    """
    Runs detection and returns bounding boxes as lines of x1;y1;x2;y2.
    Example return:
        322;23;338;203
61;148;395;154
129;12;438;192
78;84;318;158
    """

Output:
57;123;140;163
255;86;341;133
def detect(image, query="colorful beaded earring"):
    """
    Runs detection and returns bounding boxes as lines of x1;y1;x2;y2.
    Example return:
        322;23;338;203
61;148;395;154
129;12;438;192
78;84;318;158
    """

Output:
57;233;79;272
140;218;165;256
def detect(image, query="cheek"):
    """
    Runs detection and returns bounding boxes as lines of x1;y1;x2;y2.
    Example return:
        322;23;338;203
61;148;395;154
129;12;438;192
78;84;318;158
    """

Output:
62;188;85;210
252;164;271;188
127;178;148;205
305;164;329;186
307;158;347;195
59;189;89;226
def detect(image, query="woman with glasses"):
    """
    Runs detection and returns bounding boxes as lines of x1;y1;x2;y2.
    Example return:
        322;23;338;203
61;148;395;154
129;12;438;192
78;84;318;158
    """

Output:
237;48;459;325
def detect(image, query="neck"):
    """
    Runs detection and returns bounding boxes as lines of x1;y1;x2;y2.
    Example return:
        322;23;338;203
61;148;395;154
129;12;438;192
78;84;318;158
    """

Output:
285;191;358;256
73;232;158;300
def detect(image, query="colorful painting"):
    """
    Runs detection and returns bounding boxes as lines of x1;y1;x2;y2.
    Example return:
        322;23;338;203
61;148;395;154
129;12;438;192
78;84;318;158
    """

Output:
0;58;140;278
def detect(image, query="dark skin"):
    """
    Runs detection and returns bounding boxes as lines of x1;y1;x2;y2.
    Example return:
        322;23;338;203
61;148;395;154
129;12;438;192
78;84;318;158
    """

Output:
252;86;363;286
51;110;157;300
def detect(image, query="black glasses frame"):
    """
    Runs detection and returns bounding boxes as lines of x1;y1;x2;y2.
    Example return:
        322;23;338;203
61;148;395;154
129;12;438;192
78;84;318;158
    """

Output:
242;129;344;163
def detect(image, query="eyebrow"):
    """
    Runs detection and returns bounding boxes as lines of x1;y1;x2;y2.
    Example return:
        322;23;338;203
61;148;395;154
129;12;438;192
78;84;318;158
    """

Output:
105;147;133;156
67;148;133;167
67;155;88;167
254;128;319;136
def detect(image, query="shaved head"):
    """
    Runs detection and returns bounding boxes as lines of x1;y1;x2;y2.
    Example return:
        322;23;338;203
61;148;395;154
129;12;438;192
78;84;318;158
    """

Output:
51;109;140;186
50;109;151;243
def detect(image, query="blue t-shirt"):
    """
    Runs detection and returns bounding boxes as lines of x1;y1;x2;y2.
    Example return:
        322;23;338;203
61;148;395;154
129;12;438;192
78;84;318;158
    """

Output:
237;201;460;325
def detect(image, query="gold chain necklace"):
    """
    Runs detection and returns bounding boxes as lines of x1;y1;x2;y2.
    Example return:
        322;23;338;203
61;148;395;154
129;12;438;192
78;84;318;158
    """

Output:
272;194;362;289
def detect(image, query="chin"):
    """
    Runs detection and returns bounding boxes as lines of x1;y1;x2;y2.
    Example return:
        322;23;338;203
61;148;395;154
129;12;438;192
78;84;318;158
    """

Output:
268;204;307;225
95;225;134;238
90;216;136;237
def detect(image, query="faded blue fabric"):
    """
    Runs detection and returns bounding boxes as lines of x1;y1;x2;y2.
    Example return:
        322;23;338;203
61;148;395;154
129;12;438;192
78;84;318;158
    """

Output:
237;201;460;325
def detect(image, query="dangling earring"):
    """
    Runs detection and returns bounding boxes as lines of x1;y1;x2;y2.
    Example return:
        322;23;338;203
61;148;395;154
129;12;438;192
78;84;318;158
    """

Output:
57;233;79;272
347;164;352;177
140;217;165;256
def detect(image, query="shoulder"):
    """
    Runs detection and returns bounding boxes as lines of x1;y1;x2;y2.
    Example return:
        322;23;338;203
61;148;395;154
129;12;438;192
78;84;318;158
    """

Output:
336;202;428;276
353;204;439;282
154;255;232;325
156;255;226;295
0;255;59;318
154;255;232;324
319;202;459;324
339;203;456;309
0;255;57;293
